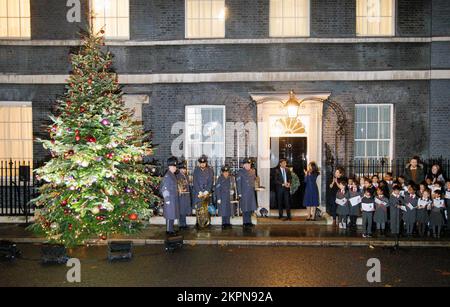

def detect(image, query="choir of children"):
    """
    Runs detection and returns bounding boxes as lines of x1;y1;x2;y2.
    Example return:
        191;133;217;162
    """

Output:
333;174;450;239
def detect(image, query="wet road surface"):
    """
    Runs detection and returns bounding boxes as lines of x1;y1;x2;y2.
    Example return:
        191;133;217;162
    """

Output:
1;244;450;287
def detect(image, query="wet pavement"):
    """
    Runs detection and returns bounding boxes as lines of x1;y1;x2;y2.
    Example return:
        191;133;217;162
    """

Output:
1;244;450;287
1;222;450;247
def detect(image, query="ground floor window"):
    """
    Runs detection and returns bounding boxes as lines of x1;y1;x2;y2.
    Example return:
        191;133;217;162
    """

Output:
0;102;33;163
185;105;225;162
354;104;393;160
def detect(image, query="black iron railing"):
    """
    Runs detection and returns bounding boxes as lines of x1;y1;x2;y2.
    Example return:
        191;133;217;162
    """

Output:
0;160;41;220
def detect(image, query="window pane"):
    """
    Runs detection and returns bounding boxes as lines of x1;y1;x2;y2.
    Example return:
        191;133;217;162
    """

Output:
199;0;211;19
355;105;366;122
379;122;390;139
366;141;378;157
357;0;393;36
379;141;389;157
19;0;30;17
270;0;310;37
367;123;378;139
367;106;378;122
92;0;128;39
355;122;366;139
0;18;7;37
355;141;365;157
0;0;7;17
379;105;390;121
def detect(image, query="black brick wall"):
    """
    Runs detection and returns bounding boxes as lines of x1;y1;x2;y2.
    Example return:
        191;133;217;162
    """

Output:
310;0;356;37
397;0;431;37
225;0;269;38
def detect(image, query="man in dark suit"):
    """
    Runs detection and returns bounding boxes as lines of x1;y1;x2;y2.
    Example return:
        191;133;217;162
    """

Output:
274;158;292;220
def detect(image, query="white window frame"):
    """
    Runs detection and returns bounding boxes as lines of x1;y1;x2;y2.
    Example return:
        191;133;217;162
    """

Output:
184;105;226;162
269;0;311;38
0;101;33;163
356;0;396;37
0;0;31;39
185;0;226;39
354;103;393;160
90;0;130;40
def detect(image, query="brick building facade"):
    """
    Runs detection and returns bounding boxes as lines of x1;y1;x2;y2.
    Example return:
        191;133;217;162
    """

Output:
0;0;449;210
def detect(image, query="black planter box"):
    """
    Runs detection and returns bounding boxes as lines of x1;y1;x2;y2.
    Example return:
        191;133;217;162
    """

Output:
108;241;133;261
41;243;68;264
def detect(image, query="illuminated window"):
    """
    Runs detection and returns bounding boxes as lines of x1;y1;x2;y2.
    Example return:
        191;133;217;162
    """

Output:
185;0;225;38
354;104;393;160
356;0;394;36
185;105;225;162
270;0;310;37
0;0;30;39
91;0;129;40
0;103;33;162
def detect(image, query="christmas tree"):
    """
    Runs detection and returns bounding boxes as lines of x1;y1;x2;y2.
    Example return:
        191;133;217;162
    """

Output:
29;29;160;247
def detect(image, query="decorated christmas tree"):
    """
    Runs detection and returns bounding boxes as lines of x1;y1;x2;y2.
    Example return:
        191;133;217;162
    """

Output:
29;29;160;247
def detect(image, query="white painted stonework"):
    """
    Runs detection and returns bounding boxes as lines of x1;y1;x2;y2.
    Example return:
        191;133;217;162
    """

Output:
251;92;331;214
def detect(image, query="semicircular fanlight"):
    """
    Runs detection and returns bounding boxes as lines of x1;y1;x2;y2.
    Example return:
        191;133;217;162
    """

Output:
275;117;305;135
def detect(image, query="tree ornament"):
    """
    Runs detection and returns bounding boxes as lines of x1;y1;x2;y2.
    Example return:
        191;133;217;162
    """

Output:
101;118;110;126
75;135;81;142
61;199;68;207
80;106;86;113
129;213;138;221
86;136;97;143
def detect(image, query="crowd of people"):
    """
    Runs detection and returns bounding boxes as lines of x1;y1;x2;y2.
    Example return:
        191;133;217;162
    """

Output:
327;156;450;238
159;154;450;239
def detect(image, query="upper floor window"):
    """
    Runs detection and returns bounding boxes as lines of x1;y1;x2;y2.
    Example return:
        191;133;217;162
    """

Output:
185;0;225;38
356;0;394;36
0;102;33;163
91;0;129;40
354;104;393;160
0;0;30;39
269;0;310;37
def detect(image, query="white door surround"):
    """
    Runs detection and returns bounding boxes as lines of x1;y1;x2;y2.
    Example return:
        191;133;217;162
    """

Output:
250;92;331;213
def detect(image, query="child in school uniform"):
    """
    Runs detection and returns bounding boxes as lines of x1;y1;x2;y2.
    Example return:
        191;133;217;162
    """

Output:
335;179;349;229
430;189;445;238
347;177;361;232
397;176;407;197
418;183;426;198
374;186;389;236
359;177;365;192
445;180;450;232
403;184;418;237
389;185;403;236
371;175;380;189
361;188;375;238
416;189;431;237
383;172;394;194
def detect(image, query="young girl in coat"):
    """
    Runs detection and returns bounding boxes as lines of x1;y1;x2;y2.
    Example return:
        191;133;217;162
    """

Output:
403;184;418;236
416;189;431;237
430;189;445;238
374;186;389;236
361;188;375;238
335;179;349;230
347;177;361;232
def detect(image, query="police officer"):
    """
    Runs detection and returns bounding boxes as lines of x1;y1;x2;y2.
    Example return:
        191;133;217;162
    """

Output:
160;156;180;235
192;155;214;207
177;160;192;230
236;158;257;228
215;165;233;229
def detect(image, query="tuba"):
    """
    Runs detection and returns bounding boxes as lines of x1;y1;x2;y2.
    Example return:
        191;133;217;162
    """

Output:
196;191;211;228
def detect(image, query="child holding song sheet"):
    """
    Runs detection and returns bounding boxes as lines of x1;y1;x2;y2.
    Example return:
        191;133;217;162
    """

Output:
374;187;389;236
361;188;375;238
347;177;361;232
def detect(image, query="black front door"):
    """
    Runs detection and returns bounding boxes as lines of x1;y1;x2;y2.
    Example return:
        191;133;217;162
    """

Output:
270;137;307;209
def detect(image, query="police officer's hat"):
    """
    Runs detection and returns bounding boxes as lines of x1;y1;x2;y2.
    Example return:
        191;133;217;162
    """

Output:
242;158;253;165
167;156;178;167
198;155;208;163
178;160;187;169
221;165;231;172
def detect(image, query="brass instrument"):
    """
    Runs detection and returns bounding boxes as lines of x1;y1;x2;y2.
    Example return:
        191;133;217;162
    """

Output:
230;173;240;216
196;193;211;228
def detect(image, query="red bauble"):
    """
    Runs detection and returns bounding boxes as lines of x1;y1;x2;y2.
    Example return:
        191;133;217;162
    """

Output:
96;216;102;221
129;213;138;221
106;152;114;159
64;209;71;215
88;79;92;85
100;235;107;240
75;129;80;135
68;224;73;231
75;135;81;142
87;136;96;143
80;106;85;113
61;200;68;207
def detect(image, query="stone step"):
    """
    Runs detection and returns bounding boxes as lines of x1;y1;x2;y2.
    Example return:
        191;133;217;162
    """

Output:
149;216;257;226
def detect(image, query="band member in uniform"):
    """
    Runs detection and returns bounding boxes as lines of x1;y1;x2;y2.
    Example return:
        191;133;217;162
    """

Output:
215;165;233;229
236;158;257;228
160;156;180;235
177;160;192;230
274;158;292;220
192;155;214;207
